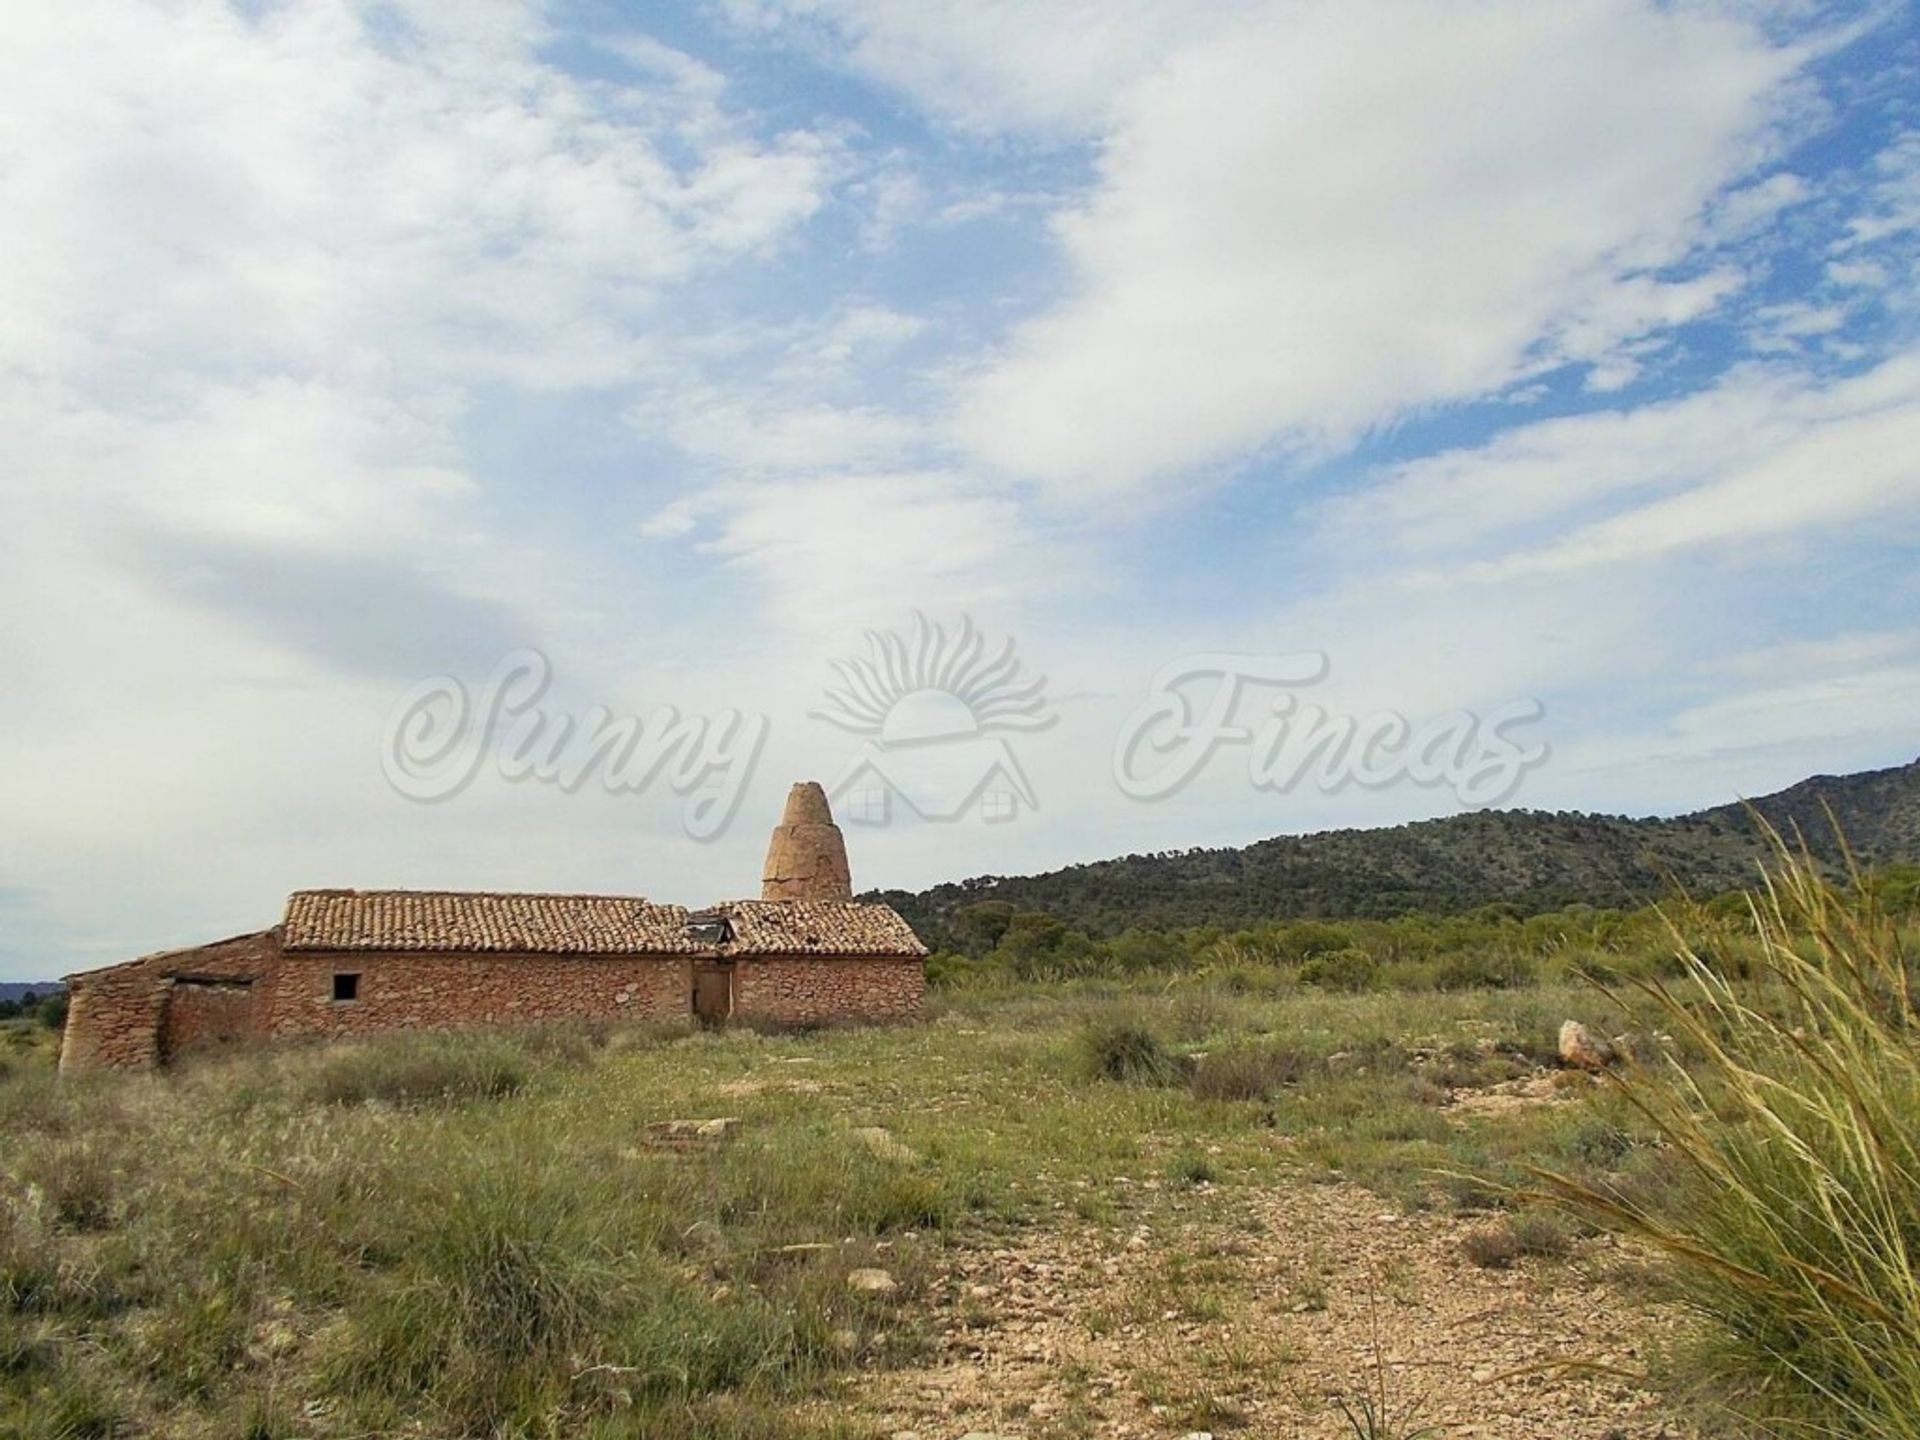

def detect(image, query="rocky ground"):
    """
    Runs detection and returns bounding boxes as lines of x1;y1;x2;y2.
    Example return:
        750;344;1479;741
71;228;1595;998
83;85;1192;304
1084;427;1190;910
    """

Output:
843;1151;1685;1439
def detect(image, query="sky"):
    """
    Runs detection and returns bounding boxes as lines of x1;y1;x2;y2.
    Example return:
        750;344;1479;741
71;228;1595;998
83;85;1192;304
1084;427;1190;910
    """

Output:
3;0;1918;980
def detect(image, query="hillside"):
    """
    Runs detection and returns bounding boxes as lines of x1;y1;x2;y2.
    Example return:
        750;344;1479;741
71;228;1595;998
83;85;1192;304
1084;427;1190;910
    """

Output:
0;981;61;1003
874;757;1920;943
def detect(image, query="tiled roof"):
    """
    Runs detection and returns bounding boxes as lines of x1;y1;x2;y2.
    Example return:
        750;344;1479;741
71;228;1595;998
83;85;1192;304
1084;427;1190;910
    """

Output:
709;899;928;957
280;890;926;958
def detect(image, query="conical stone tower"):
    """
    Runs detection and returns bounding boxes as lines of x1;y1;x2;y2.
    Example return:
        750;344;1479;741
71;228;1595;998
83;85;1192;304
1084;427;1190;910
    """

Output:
761;781;853;902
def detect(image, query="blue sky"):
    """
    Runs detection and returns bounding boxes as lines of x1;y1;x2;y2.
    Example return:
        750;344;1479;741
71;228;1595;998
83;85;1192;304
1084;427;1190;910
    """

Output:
2;0;1918;979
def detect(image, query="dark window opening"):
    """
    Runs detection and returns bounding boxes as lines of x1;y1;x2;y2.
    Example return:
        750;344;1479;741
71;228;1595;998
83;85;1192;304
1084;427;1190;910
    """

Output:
332;972;360;1003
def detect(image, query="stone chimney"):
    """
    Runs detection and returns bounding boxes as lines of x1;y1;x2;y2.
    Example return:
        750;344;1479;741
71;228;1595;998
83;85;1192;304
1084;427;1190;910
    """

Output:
760;781;853;902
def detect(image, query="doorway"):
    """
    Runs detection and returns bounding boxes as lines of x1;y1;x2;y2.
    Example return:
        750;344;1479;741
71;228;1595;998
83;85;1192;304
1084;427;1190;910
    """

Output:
693;963;733;1027
161;976;257;1061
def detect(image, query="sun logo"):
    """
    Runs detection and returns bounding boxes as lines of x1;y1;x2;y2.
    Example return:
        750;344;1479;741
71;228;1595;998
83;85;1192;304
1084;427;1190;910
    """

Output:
812;614;1054;825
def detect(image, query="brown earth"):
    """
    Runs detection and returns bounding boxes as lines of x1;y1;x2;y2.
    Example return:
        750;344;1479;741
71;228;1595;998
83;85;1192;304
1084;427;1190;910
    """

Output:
838;1179;1685;1440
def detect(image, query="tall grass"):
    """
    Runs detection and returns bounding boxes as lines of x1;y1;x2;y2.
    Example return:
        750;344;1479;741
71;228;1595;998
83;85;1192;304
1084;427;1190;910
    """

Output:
1539;836;1920;1436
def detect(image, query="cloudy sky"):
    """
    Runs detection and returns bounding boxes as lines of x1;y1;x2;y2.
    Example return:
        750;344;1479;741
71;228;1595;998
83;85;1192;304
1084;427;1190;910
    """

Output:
3;0;1918;979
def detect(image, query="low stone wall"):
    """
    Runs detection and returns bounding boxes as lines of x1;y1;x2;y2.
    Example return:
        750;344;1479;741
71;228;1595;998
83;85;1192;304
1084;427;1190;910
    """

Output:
266;951;691;1038
734;956;923;1024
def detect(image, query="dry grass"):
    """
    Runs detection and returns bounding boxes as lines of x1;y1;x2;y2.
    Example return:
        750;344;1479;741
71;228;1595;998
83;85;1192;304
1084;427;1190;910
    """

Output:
1539;831;1920;1436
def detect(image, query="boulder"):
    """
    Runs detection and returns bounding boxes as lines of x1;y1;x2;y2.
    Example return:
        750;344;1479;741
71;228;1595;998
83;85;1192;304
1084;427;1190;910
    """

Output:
1558;1020;1615;1071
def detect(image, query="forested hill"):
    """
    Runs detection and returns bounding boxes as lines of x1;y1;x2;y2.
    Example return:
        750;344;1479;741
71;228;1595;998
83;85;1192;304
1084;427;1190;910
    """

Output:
871;757;1920;944
0;982;61;1003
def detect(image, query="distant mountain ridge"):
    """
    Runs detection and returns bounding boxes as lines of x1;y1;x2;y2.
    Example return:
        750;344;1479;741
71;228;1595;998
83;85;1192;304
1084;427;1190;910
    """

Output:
873;757;1920;944
0;982;62;1003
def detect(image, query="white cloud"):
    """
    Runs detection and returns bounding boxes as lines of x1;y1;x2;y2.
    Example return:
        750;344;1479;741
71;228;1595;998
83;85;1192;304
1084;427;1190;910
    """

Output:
1656;664;1920;764
1473;395;1920;577
719;0;1255;138
1316;353;1920;578
0;0;844;975
946;1;1811;494
1747;298;1850;352
0;2;834;398
700;471;1053;639
1840;129;1920;250
653;391;923;471
1705;170;1812;240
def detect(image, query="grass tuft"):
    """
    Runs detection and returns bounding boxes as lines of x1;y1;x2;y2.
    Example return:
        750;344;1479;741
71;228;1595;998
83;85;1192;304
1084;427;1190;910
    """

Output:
1539;830;1920;1435
1460;1211;1571;1269
1075;1015;1187;1085
303;1031;535;1107
1191;1042;1314;1100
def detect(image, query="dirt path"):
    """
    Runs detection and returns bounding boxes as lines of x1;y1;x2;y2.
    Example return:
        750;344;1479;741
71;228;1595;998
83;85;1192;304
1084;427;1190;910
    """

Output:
850;1178;1687;1440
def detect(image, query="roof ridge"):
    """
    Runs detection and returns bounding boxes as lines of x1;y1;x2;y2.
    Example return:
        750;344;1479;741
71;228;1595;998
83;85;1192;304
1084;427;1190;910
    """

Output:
286;887;669;904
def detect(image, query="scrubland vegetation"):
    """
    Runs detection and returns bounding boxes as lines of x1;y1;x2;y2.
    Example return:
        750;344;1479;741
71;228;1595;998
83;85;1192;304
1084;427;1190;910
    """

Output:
921;861;1920;993
1;853;1914;1438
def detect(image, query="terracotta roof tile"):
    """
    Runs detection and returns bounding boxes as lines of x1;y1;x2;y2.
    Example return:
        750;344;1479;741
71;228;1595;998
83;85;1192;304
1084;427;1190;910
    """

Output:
708;899;928;957
280;890;925;958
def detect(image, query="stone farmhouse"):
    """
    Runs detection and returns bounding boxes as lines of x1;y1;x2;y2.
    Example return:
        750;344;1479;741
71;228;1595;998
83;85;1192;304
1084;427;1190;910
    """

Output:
59;783;926;1072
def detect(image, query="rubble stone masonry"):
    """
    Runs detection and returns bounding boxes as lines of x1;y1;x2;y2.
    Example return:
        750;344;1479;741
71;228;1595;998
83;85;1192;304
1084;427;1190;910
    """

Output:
59;932;276;1071
60;938;693;1070
266;951;689;1039
733;957;924;1024
60;937;920;1068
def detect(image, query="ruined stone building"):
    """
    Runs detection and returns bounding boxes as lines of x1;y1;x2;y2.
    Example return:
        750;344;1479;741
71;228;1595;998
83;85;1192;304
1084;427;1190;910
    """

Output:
59;783;925;1071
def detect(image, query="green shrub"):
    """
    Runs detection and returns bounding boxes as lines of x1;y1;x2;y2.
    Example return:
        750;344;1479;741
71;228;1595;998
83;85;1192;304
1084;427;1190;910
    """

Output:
1298;947;1378;992
1074;1017;1184;1085
1432;950;1536;991
1541;843;1920;1435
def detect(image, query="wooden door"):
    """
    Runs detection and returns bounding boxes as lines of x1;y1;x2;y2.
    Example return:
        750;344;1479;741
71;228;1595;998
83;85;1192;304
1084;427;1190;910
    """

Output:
693;964;732;1026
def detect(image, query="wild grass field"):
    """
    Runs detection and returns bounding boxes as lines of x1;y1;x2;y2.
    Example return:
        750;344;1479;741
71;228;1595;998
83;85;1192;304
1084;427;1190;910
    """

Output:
3;859;1914;1440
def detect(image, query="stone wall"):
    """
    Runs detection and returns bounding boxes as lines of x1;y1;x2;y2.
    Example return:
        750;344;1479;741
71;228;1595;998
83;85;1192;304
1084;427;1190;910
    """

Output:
60;931;277;1072
161;979;262;1059
59;964;168;1071
265;951;691;1039
63;934;923;1071
734;956;924;1024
